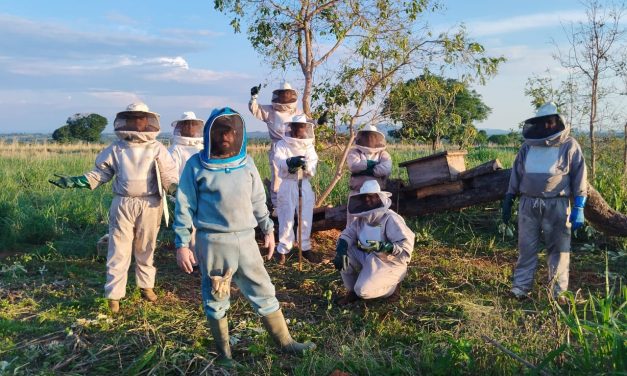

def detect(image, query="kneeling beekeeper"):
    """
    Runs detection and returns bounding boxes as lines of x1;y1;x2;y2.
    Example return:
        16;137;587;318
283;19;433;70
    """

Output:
49;103;179;313
173;107;315;367
333;180;415;305
502;102;587;301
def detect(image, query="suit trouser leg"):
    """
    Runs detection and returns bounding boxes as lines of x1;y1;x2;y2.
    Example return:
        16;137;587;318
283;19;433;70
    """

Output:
512;197;543;294
105;196;136;300
133;196;161;290
542;198;571;296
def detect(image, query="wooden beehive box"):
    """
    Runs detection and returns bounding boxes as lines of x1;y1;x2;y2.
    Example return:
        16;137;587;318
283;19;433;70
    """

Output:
398;150;467;188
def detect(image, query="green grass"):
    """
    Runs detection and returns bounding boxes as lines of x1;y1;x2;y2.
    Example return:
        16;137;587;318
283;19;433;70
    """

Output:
0;141;625;375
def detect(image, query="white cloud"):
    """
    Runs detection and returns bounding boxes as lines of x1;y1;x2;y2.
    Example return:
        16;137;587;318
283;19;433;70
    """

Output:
161;28;223;38
467;10;587;37
0;13;204;59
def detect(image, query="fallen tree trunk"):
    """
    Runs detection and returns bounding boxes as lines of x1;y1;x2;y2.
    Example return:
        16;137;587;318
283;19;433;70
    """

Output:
311;168;627;237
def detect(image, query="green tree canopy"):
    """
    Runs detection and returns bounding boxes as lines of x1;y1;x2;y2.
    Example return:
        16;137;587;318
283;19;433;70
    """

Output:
383;72;491;150
52;113;107;143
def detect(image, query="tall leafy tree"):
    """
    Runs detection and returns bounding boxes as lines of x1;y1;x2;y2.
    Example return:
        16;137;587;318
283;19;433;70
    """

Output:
383;73;490;151
215;0;504;204
52;113;107;143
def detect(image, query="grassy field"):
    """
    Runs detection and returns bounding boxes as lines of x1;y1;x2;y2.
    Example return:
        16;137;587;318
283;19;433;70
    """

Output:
0;139;625;375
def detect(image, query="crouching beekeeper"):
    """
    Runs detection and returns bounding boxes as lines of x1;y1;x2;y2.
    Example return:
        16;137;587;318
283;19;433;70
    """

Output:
333;180;415;305
49;103;179;314
173;107;315;367
502;102;587;301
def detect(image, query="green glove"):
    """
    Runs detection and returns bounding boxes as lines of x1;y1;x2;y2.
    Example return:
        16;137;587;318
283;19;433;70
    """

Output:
378;241;394;254
333;239;349;271
366;160;377;169
357;239;380;252
49;174;90;189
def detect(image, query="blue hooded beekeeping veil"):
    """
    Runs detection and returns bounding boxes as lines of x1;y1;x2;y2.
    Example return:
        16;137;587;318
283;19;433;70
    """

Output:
200;107;248;171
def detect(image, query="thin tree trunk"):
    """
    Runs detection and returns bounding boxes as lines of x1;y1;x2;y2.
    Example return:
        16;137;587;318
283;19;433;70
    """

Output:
315;134;356;207
589;77;598;180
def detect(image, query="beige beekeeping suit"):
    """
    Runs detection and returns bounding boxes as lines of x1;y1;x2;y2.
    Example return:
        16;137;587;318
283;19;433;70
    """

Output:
85;102;179;300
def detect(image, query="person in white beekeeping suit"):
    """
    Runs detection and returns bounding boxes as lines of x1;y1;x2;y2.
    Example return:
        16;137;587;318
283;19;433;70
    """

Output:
168;111;204;267
273;114;319;265
49;102;179;314
249;82;304;211
346;124;392;227
173;107;315;368
332;180;415;305
169;111;204;176
502;102;587;303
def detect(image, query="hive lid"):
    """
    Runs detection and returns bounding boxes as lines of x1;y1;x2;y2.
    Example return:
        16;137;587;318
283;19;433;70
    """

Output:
398;150;468;167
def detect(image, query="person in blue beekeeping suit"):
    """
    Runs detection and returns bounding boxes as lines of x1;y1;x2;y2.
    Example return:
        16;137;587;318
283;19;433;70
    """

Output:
173;107;315;367
502;102;588;303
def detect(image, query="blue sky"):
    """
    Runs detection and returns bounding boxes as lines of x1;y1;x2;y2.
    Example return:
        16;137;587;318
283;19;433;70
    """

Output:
0;0;608;134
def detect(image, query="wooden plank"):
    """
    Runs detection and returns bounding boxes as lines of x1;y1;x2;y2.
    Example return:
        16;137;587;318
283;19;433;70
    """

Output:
459;159;503;180
405;157;450;187
413;180;464;199
446;154;467;179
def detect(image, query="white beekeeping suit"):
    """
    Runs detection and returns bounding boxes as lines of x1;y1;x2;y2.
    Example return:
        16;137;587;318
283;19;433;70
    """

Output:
273;114;318;264
249;82;304;208
168;111;204;263
168;111;204;176
333;180;415;305
50;102;179;313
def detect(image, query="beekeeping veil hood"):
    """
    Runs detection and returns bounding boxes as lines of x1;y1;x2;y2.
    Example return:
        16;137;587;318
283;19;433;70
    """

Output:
272;81;298;112
347;180;392;224
283;114;315;152
114;102;160;143
355;124;386;154
200;107;247;171
171;111;204;146
522;102;570;146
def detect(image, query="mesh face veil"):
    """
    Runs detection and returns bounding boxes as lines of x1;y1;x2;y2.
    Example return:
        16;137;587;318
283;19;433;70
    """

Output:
271;89;298;104
209;114;244;159
173;120;204;137
356;130;385;148
286;121;314;140
114;112;160;132
348;193;384;215
522;115;566;140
